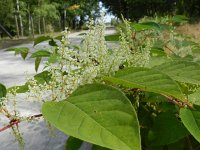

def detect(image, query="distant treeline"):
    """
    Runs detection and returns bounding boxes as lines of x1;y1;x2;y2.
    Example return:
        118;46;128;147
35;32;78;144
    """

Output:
100;0;200;21
1;0;200;38
0;0;99;38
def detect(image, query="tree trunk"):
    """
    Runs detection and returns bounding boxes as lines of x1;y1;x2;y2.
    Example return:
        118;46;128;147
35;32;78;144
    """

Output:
42;17;46;34
16;0;24;37
63;9;66;30
14;14;19;38
28;4;32;37
31;15;34;38
38;0;41;34
38;18;41;34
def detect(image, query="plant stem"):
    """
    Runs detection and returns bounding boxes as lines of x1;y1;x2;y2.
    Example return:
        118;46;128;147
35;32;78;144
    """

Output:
0;113;43;132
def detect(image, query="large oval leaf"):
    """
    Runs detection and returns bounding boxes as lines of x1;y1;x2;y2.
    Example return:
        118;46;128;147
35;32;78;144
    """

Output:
104;67;185;100
154;60;200;84
42;84;141;150
180;106;200;143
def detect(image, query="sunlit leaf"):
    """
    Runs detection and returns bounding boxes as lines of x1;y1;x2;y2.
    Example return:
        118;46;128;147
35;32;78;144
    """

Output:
42;84;141;150
104;67;185;100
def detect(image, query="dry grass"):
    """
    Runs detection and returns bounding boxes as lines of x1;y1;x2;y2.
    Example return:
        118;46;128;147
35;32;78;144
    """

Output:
176;23;200;39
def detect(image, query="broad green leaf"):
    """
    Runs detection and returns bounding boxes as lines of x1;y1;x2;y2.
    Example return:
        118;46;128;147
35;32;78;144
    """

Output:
35;57;41;72
104;67;184;100
0;83;6;98
131;22;160;32
154;60;200;84
34;71;51;84
65;136;83;150
148;112;188;145
34;36;51;46
8;84;29;93
42;84;141;150
147;56;170;68
180;106;200;143
105;34;120;41
30;50;51;58
7;47;29;60
188;88;200;105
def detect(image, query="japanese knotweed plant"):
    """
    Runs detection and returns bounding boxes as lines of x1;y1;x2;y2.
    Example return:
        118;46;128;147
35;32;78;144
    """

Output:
1;16;200;150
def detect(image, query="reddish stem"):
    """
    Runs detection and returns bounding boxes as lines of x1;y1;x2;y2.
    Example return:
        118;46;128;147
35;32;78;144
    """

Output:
0;114;43;132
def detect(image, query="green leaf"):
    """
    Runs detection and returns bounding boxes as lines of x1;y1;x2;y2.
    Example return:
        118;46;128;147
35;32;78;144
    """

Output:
153;60;200;85
8;84;29;93
180;107;200;143
172;15;188;24
150;47;166;57
55;35;63;41
35;57;41;72
42;84;141;150
104;34;120;41
104;67;185;100
30;50;51;58
49;39;58;46
7;47;29;60
131;22;160;32
188;88;200;105
34;71;51;84
34;36;52;46
65;136;83;150
0;83;6;98
47;54;60;64
148;112;188;145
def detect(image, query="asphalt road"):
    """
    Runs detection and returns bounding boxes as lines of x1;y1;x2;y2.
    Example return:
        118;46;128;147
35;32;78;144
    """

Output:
0;28;116;150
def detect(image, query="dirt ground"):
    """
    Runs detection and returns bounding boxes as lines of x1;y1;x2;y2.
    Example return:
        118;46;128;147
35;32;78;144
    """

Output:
176;23;200;39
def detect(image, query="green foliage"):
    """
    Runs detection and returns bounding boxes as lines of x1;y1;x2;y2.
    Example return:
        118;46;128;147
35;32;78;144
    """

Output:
104;67;184;100
104;34;120;41
148;112;189;145
35;57;41;72
34;71;51;84
2;16;200;150
7;47;29;60
8;84;29;94
42;84;141;150
153;60;200;85
30;50;51;58
180;106;200;143
0;83;6;99
131;22;161;32
34;36;52;46
65;136;83;150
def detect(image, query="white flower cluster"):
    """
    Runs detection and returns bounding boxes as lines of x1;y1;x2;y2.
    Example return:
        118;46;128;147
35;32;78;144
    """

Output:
26;18;152;102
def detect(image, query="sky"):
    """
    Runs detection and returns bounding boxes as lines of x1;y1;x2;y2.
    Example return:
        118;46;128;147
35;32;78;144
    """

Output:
99;2;115;22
